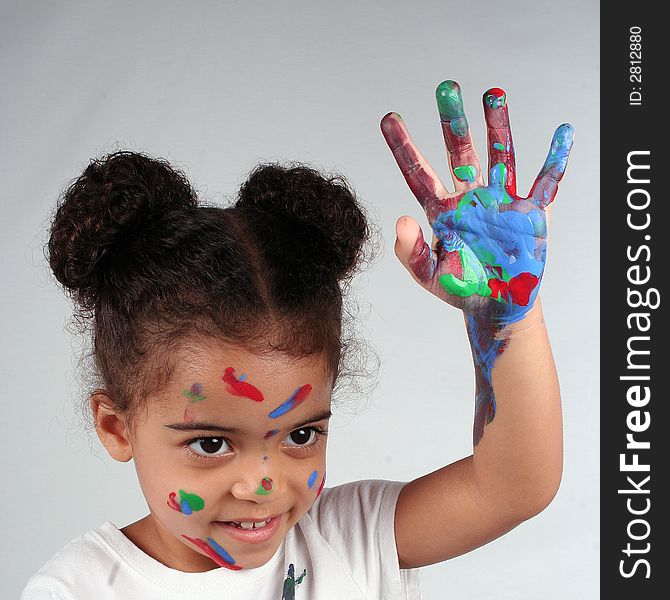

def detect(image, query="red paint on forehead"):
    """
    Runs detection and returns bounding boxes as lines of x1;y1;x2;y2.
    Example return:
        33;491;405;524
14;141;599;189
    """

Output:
183;408;196;423
222;367;264;402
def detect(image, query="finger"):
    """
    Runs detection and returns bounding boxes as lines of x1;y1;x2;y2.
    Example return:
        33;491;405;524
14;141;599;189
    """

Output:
488;162;509;192
435;80;484;191
483;87;517;195
529;123;575;207
381;112;455;222
394;216;436;284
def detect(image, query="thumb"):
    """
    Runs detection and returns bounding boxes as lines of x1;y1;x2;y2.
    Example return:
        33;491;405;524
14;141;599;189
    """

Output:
395;216;435;283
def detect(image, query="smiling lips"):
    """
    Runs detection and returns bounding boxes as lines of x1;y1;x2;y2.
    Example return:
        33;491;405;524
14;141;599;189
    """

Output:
215;514;283;543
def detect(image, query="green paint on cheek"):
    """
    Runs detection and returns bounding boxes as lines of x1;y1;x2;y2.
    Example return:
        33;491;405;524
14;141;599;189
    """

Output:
179;490;205;512
493;142;505;151
453;165;477;182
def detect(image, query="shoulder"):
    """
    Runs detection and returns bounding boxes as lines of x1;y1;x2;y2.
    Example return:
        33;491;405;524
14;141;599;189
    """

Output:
297;479;421;599
20;523;123;600
304;479;406;556
309;478;406;528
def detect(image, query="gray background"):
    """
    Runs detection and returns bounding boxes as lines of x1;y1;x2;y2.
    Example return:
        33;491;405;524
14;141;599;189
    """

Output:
1;0;599;597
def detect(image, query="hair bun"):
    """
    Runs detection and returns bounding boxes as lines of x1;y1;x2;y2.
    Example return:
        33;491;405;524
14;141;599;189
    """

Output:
236;164;369;282
48;151;197;307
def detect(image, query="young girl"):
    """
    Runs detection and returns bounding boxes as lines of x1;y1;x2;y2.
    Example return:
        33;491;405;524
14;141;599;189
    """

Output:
22;80;573;599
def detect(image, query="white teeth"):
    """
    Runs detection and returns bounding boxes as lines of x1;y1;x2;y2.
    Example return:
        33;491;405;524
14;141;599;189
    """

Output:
230;520;270;530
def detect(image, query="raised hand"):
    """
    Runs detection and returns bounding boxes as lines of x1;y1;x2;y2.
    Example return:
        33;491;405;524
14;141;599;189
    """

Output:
381;81;573;443
381;80;573;326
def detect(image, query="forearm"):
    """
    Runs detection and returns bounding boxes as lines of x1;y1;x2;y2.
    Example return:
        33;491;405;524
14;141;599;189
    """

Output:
467;298;563;518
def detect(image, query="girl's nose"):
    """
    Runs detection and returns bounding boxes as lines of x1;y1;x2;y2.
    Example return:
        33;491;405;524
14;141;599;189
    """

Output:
230;456;279;501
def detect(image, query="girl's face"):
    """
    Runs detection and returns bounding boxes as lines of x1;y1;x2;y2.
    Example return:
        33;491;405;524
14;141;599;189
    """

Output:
122;343;332;572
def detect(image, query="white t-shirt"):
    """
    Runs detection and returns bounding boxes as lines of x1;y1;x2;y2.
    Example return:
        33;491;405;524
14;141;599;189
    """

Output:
21;480;421;599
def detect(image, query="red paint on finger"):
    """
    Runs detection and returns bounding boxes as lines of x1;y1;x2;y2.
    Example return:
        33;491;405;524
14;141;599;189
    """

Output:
222;367;264;402
484;88;506;108
407;230;434;281
381;114;452;218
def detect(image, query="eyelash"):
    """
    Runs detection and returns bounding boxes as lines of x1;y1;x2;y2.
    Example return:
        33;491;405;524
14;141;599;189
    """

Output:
181;426;329;464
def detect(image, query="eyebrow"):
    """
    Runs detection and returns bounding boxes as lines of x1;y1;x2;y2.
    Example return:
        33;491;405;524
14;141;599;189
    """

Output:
164;409;333;434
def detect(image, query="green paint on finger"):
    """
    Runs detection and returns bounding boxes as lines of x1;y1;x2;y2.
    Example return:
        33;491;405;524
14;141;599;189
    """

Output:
436;80;464;118
493;142;505;151
436;80;468;137
453;165;477;183
484;88;506;108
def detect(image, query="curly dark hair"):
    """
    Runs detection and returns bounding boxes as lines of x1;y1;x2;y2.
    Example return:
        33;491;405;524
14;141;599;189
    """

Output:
48;151;373;424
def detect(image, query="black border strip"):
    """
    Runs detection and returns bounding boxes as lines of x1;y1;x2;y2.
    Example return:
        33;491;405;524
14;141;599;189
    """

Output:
601;5;666;595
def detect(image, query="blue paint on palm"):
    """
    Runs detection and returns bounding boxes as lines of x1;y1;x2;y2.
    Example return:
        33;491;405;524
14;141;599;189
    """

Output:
431;162;548;325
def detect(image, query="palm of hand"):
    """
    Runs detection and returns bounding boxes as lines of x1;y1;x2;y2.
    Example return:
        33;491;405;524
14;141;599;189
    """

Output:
430;165;547;322
382;81;573;325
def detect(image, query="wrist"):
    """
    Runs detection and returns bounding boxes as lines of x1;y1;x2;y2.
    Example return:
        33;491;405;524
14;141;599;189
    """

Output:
464;298;544;341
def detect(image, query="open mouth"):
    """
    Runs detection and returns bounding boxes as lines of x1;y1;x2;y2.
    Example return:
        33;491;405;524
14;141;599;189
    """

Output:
215;514;283;543
227;519;271;530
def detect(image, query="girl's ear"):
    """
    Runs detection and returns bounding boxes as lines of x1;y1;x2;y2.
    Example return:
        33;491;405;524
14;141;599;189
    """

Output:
90;392;133;462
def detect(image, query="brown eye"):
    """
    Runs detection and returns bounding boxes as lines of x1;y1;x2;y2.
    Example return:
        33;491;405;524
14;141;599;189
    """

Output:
188;437;231;456
285;428;316;447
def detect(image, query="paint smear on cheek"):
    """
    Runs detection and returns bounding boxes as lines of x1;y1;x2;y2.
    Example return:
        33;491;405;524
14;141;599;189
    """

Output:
167;490;205;515
181;534;241;570
222;367;264;402
268;384;312;419
307;470;318;489
316;472;326;497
